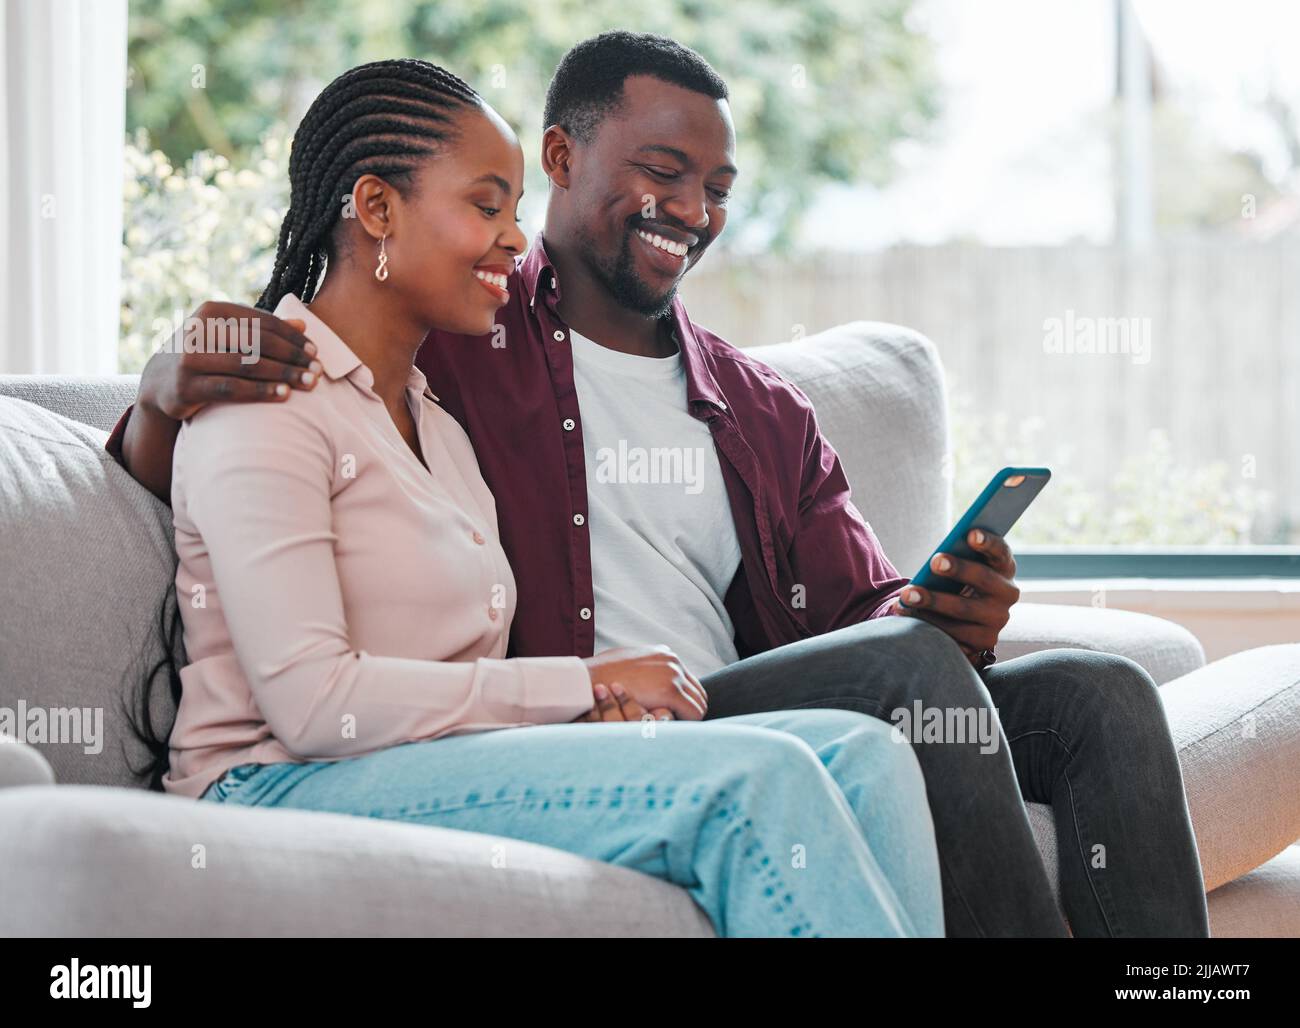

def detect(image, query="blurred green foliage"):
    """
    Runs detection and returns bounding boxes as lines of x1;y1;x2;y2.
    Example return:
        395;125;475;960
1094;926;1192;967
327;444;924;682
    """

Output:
120;129;289;372
127;0;939;249
947;388;1273;545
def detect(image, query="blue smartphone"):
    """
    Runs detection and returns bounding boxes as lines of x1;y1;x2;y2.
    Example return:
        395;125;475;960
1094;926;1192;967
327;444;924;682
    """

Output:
910;467;1051;595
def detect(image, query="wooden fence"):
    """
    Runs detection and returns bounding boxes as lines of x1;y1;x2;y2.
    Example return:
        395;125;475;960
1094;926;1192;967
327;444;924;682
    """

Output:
680;241;1299;543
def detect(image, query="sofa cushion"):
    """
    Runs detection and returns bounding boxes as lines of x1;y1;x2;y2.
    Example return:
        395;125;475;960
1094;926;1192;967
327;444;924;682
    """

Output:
0;397;178;789
0;785;717;937
1207;844;1300;938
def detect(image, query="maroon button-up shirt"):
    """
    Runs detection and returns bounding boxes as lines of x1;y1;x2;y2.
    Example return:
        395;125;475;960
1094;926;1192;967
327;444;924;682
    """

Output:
107;232;910;665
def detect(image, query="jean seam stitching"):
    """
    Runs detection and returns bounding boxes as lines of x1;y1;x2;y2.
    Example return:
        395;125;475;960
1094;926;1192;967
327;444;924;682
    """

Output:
710;798;819;937
938;847;987;938
1007;726;1118;938
370;787;820;937
1059;766;1120;937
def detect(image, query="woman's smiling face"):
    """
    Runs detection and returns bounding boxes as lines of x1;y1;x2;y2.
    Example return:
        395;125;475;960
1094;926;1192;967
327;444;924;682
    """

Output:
351;100;529;337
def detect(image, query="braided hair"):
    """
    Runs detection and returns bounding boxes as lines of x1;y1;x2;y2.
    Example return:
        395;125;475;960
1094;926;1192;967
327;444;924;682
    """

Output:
257;58;481;310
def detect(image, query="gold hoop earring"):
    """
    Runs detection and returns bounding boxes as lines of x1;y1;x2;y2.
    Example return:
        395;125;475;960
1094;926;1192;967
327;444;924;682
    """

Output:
375;233;389;281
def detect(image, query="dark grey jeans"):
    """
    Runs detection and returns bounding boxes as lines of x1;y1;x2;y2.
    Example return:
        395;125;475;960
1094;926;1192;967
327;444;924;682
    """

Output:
699;615;1211;938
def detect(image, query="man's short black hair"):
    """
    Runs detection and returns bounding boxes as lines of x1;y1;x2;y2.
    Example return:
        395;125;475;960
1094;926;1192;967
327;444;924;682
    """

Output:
543;30;729;144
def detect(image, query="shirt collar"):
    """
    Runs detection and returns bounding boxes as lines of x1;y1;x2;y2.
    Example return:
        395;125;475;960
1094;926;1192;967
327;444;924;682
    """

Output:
665;296;729;413
273;293;439;402
520;232;728;414
520;231;561;307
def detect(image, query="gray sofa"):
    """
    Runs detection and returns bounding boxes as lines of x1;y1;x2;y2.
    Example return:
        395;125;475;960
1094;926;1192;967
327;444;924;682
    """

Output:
1;321;1297;937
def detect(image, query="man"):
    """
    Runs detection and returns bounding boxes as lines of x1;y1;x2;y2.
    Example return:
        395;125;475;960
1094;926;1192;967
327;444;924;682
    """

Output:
110;30;1208;938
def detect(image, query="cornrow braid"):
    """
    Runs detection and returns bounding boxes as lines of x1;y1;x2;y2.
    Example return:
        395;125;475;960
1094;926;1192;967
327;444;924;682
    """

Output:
257;58;480;310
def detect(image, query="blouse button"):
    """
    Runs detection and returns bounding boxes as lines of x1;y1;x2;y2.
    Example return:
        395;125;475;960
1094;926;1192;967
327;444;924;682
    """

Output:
552;330;566;341
472;530;486;545
562;418;575;431
579;607;592;621
488;607;500;621
573;513;585;526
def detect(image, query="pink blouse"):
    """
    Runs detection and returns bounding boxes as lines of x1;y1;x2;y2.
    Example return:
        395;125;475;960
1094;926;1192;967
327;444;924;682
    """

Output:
162;293;595;799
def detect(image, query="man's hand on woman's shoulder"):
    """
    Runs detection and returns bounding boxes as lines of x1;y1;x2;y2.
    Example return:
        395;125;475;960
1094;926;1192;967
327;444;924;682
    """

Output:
121;301;323;501
140;300;321;421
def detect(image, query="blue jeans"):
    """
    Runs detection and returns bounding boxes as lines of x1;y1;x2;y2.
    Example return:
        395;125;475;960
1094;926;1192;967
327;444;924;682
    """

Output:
200;709;943;938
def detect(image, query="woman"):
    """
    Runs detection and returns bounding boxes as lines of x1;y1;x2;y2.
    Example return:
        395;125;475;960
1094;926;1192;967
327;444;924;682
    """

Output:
142;58;943;937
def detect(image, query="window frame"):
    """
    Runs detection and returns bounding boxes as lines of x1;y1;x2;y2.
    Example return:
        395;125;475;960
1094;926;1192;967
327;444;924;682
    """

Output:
1014;546;1300;579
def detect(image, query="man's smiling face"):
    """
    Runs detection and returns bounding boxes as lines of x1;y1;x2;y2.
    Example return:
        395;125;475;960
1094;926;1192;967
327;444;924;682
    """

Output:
561;74;738;318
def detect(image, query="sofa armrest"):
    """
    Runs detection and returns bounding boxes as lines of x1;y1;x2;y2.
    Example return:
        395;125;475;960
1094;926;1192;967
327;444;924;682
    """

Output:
998;602;1206;685
0;736;56;788
1160;644;1300;892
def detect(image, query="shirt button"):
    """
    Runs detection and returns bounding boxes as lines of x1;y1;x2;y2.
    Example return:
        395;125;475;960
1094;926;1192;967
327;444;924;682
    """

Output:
573;513;585;526
471;530;485;545
552;330;565;341
562;418;575;431
488;607;500;621
579;607;592;621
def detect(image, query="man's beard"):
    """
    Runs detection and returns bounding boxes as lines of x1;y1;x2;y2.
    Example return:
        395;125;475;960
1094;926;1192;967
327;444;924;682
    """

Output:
578;223;679;319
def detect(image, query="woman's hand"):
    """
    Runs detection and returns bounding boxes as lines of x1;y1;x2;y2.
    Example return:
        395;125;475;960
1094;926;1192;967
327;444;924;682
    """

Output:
578;645;706;721
572;683;675;723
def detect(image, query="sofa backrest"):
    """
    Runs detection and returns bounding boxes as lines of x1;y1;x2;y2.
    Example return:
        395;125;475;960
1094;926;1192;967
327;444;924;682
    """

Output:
0;391;178;790
0;375;142;434
750;321;950;577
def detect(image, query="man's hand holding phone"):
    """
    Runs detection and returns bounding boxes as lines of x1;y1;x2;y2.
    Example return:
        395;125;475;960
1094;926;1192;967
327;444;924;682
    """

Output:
892;528;1020;668
891;467;1047;670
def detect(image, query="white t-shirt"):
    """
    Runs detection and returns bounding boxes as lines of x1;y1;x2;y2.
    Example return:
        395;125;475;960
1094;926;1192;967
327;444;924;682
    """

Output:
569;327;742;677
